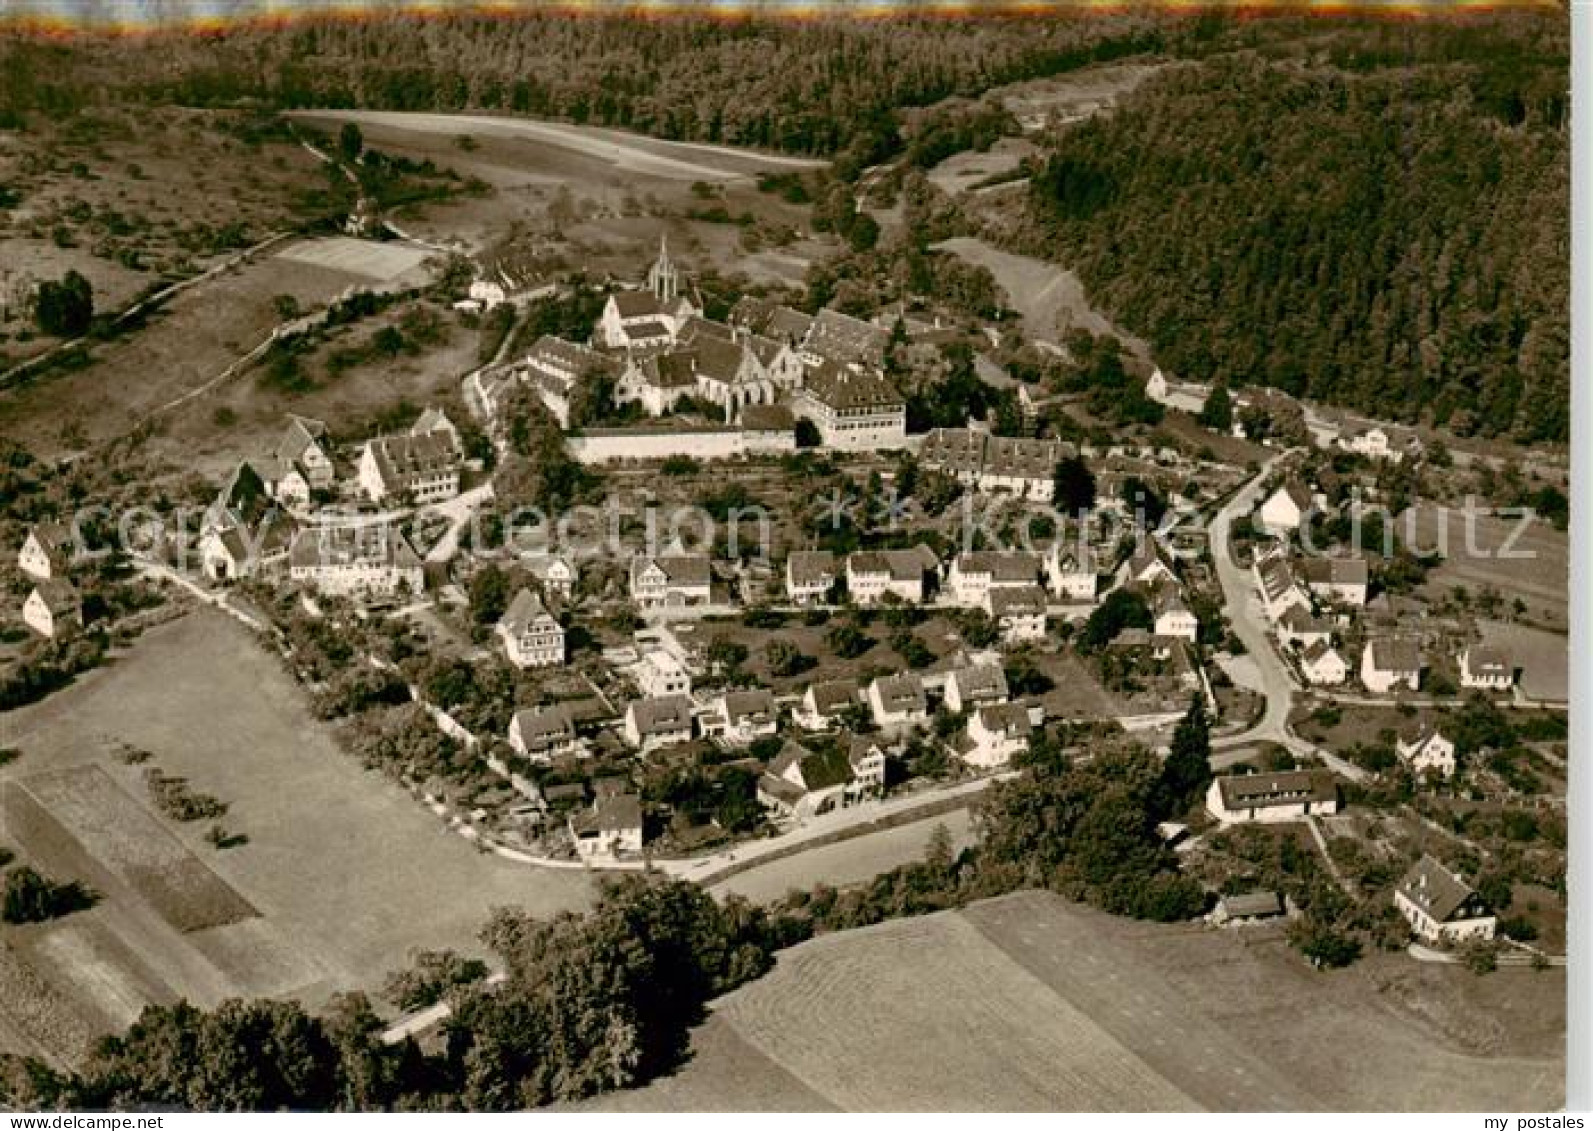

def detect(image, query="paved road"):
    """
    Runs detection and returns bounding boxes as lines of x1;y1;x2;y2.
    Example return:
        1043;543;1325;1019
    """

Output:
1204;455;1367;782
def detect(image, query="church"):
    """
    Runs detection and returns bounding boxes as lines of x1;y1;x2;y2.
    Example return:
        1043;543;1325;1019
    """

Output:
597;237;700;351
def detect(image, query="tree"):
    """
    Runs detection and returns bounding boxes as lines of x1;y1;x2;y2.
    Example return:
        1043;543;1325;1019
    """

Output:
339;121;365;163
1158;694;1212;817
1051;455;1097;515
468;565;512;625
2;866;94;924
764;638;813;678
826;621;872;658
1198;383;1233;432
33;270;93;337
1078;588;1152;652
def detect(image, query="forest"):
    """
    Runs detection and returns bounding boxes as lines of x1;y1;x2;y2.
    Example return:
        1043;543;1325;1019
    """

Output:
1025;30;1568;442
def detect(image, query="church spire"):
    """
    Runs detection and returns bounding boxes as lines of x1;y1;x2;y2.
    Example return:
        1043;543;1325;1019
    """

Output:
648;233;678;304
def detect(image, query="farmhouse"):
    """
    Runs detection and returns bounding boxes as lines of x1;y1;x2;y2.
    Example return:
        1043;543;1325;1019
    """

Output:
846;544;939;605
959;703;1033;770
1460;646;1515;691
867;672;929;729
989;585;1048;644
623;695;695;753
795;678;863;731
17;523;72;581
944;663;1010;715
709;689;780;745
496;588;565;669
1394;856;1496;944
792;362;906;452
1361;637;1423;694
786;550;838;604
275;415;336;489
357;430;461;505
1299;640;1349;686
569;792;645;860
22;579;82;639
508;705;582;762
1257;481;1315;534
630;553;713;608
1395;726;1457;779
946;550;1042;608
1299;556;1370;606
1205;770;1341;826
288;524;425;598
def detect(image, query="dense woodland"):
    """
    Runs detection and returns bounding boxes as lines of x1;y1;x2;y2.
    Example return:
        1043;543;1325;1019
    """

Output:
1025;27;1568;441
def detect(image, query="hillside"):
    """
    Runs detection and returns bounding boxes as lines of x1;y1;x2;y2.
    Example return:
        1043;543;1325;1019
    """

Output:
1022;33;1568;441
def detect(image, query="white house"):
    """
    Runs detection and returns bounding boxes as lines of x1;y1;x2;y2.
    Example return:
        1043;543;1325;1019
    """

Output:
959;703;1033;770
1361;638;1423;694
1395;726;1457;779
634;649;691;699
943;664;1010;715
18;523;72;581
1117;541;1178;590
711;689;779;746
288;524;425;599
1257;481;1315;534
1394;856;1496;944
1299;556;1369;607
623;695;695;753
1045;546;1099;603
1145;368;1210;414
1205;770;1341;826
1254;550;1312;623
199;517;294;582
845;545;938;605
497;588;565;669
1298;640;1349;686
785;550;838;605
529;553;578;602
357;431;461;505
275;416;336;489
945;551;1041;608
795;678;862;731
508;705;582;762
1277;606;1333;651
630;554;713;608
569;793;645;860
867;672;929;730
1152;589;1199;643
1460;646;1514;692
22;580;81;639
989;585;1048;644
758;740;860;823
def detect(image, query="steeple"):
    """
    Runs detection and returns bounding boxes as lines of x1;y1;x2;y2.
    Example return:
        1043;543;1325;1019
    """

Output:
647;234;678;304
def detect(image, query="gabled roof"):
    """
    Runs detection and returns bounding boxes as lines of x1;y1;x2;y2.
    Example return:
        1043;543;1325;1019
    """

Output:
871;672;926;712
787;550;837;586
573;791;643;835
627;694;694;735
633;553;713;588
1464;646;1512;676
1270;480;1314;511
848;544;939;581
511;704;576;745
276;416;329;465
1215;770;1338;811
1301;639;1344;668
806;678;860;716
1367;637;1423;674
611;290;667;320
801;362;903;412
722;689;777;726
740;404;795;432
500;587;557;636
803;307;889;367
365;431;460;486
29;578;80;617
954;551;1040;584
289;524;421;571
1299;556;1369;587
949;663;1009;704
975;702;1032;738
989;585;1047;617
1397;855;1486;924
770;741;855;793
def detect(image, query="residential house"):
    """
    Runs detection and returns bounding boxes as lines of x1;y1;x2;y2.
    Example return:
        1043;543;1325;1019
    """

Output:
1300;556;1370;607
356;431;461;505
1396;726;1457;779
22;579;81;639
945;551;1041;608
622;695;695;753
1394;856;1496;944
989;585;1048;644
630;553;713;608
846;737;888;797
1214;891;1286;925
1152;588;1199;643
288;524;424;598
1045;546;1099;603
508;705;582;763
867;672;929;730
757;740;857;823
944;663;1010;715
1254;549;1312;623
1460;646;1514;692
1118;540;1178;590
1277;606;1333;651
1298;640;1349;686
845;545;939;605
1145;368;1210;414
200;516;295;582
529;553;578;602
1258;481;1315;534
497;588;565;669
569;792;645;860
1361;638;1423;694
634;649;692;698
795;678;862;731
275;416;335;489
711;689;779;746
17;523;72;581
981;435;1075;502
959;703;1033;770
1205;770;1341;826
786;550;837;605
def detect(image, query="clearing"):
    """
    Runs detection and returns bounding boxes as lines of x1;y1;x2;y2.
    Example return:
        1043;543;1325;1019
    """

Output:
584;891;1563;1112
0;609;594;1066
